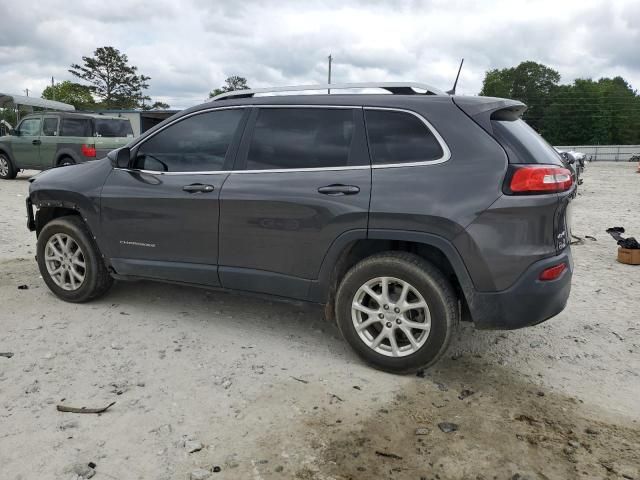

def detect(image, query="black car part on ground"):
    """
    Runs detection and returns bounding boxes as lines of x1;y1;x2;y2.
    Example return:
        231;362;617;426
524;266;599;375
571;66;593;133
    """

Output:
606;227;640;249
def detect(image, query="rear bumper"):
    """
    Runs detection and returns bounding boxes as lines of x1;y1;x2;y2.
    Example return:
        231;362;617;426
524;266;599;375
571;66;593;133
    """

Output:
469;249;573;330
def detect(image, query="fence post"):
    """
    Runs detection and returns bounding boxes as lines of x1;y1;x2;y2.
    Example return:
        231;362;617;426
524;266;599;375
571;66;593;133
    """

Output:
594;145;599;162
616;145;621;162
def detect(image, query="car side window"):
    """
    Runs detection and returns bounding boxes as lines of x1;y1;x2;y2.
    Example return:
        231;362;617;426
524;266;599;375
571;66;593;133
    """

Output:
60;118;92;137
135;109;244;172
42;117;59;136
18;118;41;137
365;109;444;165
245;108;357;170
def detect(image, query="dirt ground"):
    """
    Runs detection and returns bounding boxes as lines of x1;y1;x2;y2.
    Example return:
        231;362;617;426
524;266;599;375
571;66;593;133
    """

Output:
1;162;639;480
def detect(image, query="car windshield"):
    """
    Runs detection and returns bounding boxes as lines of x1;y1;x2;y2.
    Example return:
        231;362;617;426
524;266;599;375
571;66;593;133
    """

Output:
94;119;134;138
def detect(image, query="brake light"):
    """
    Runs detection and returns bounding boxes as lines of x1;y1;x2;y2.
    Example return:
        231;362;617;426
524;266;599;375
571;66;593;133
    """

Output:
539;263;566;281
81;144;96;157
508;165;573;194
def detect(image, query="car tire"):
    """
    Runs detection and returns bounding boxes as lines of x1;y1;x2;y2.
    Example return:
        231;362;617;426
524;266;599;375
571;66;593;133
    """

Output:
37;215;113;303
58;156;75;166
0;153;17;179
335;251;458;374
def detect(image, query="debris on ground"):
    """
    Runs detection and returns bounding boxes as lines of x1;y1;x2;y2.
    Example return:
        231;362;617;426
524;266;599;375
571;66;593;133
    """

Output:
64;462;96;479
290;376;309;384
607;227;640;249
458;389;475;400
17;284;28;290
438;422;459;433
185;440;204;453
375;450;403;460
56;402;116;414
0;352;14;358
415;427;430;435
329;393;343;403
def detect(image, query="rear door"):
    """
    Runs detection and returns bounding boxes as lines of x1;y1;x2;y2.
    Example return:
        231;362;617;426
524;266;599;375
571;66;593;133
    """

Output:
100;107;248;285
218;106;371;299
12;116;42;168
93;118;135;157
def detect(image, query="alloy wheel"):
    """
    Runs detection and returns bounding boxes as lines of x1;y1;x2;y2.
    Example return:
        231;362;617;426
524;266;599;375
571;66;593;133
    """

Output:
0;157;8;177
351;276;431;357
44;233;86;291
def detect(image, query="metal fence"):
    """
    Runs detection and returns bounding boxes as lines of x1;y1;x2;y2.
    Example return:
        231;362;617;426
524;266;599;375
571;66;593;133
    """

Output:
554;145;640;162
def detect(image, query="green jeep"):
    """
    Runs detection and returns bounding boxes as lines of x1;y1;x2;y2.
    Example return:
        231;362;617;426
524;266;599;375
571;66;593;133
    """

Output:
0;112;134;179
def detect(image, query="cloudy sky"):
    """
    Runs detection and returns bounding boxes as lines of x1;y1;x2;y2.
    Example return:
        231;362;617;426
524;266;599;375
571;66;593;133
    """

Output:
1;0;639;109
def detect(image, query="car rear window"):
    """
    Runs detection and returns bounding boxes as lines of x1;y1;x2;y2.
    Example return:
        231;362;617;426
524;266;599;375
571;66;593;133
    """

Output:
95;119;134;138
492;119;563;165
60;118;92;137
365;109;444;165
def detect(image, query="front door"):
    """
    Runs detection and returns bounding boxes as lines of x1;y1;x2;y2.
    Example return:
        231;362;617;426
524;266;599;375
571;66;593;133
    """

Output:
100;107;248;286
40;116;60;168
12;116;42;168
218;106;371;299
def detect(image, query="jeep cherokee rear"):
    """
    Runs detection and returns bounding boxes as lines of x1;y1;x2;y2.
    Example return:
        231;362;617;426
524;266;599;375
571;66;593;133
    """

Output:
26;83;573;373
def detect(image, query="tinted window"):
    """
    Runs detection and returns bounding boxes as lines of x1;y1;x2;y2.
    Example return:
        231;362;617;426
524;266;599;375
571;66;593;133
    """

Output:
492;119;563;165
18;118;41;136
95;119;133;138
60;118;92;137
246;108;356;170
42;117;59;136
365;110;444;165
136;109;243;172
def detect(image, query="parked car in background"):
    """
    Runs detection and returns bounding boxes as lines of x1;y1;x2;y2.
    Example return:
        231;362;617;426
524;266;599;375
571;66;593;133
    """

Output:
555;148;585;186
0;112;134;179
26;83;575;373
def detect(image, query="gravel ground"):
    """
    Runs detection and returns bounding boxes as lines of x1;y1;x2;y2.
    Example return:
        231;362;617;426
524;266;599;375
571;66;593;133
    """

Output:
0;162;638;480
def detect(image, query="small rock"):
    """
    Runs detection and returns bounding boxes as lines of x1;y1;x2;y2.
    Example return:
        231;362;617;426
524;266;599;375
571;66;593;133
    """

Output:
415;427;429;435
66;462;95;479
458;389;474;400
529;340;543;348
212;466;221;473
438;422;458;433
585;427;599;435
274;466;283;473
568;440;580;448
25;380;40;394
252;365;265;375
185;440;203;453
110;343;124;350
136;381;146;387
435;382;448;392
536;391;545;397
17;285;29;290
190;468;211;480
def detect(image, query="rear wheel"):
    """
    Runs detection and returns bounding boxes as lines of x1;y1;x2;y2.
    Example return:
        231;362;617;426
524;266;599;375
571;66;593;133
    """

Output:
0;153;17;179
335;252;458;373
37;216;113;302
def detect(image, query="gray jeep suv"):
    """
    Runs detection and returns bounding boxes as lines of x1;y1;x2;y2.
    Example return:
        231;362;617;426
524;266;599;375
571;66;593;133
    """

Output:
26;83;574;373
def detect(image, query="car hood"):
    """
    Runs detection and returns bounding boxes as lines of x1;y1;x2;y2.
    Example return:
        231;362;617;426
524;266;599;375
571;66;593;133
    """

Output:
29;157;113;196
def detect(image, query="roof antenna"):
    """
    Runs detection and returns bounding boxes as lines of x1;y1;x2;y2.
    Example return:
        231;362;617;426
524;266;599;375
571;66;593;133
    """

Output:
446;58;464;95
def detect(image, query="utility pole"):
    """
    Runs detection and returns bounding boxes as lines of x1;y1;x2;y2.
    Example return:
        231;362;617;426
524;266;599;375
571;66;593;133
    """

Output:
327;54;332;94
51;77;55;101
24;88;29;97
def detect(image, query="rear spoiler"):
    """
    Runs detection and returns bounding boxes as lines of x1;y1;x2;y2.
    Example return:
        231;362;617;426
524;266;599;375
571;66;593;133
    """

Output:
452;96;527;132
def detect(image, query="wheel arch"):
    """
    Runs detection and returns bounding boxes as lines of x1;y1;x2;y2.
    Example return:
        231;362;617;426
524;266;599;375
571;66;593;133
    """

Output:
312;229;477;323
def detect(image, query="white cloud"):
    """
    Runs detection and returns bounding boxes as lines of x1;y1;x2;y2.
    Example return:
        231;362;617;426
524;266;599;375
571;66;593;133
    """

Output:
1;0;639;109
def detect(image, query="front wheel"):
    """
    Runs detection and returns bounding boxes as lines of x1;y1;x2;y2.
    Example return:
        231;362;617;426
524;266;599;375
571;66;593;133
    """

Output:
37;216;113;302
335;252;458;373
0;153;17;179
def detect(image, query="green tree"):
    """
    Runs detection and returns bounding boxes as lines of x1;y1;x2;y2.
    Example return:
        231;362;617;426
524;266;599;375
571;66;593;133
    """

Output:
480;61;561;132
141;101;171;111
69;47;151;109
209;76;250;98
41;81;95;109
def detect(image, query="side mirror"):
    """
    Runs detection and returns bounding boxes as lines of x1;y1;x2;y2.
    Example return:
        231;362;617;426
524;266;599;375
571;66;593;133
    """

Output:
108;147;131;168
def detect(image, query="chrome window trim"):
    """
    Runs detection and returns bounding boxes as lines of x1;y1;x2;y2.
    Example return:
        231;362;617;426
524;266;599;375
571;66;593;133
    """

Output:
120;104;451;175
364;107;452;169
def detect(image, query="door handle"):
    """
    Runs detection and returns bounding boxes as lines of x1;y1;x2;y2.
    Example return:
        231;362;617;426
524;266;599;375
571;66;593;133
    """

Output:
32;139;41;145
182;184;214;193
318;184;360;196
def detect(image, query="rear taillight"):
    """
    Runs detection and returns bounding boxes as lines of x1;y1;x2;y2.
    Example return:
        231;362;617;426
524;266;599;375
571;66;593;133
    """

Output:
81;144;96;158
539;263;566;281
506;165;573;194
